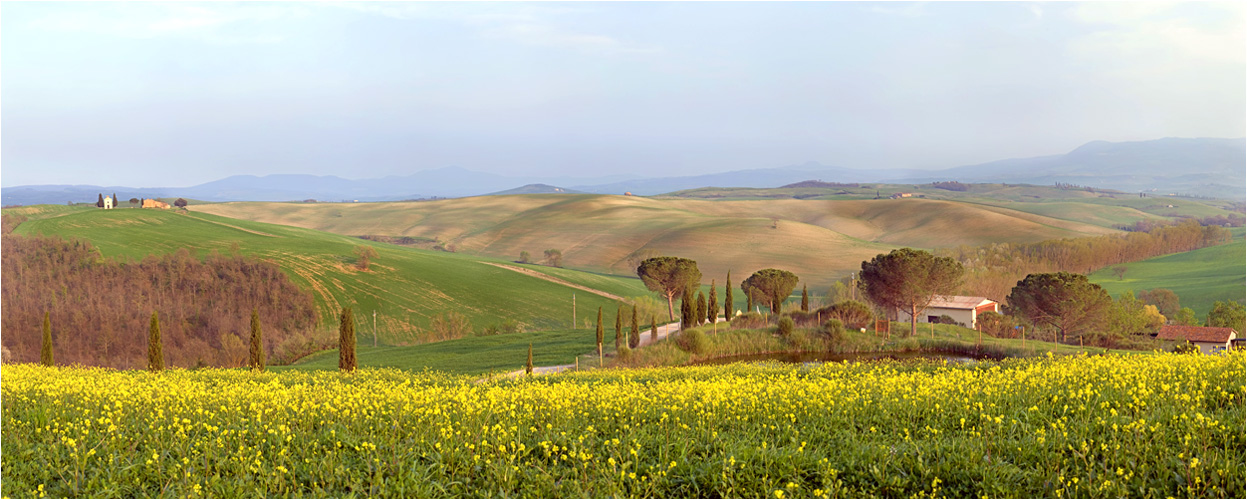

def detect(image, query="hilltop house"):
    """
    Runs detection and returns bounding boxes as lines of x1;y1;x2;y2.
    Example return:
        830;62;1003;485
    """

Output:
142;199;170;209
103;196;113;209
1156;325;1238;354
894;296;999;329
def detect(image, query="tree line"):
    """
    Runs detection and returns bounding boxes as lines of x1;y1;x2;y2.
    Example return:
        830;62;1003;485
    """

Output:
938;220;1231;301
1;232;319;368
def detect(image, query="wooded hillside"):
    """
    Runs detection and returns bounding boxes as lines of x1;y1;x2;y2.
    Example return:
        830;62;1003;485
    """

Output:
1;232;318;368
940;220;1232;301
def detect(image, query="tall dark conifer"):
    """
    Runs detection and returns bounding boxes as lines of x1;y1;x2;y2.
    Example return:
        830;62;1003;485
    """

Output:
339;307;356;371
249;308;265;371
148;312;164;372
708;281;719;324
40;312;53;367
725;271;734;318
651;316;658;342
614;305;623;350
595;307;604;360
696;291;707;326
629;306;640;348
801;285;809;312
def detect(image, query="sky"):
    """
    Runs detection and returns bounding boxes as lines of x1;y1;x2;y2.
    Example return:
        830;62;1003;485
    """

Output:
2;1;1244;188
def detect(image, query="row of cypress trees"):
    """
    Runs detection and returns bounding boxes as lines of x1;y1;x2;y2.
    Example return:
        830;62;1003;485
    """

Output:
591;305;660;365
38;307;271;373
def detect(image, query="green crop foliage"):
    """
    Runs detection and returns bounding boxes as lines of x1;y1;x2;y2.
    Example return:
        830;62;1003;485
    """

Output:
3;353;1242;498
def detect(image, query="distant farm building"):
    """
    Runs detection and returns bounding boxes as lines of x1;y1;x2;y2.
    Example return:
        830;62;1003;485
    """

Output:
624;192;633;196
142;199;170;209
895;296;999;329
890;192;913;199
1156;325;1238;354
103;196;113;209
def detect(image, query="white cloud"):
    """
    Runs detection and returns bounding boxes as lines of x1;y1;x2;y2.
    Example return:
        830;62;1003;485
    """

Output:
867;2;929;18
332;1;660;55
1029;4;1043;21
26;3;302;44
1067;2;1245;65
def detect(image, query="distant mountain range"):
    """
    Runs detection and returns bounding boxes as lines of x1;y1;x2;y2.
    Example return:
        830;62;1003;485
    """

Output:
3;137;1243;206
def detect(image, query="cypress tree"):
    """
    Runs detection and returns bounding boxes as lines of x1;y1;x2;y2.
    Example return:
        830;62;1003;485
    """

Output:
772;288;782;314
96;193;105;208
801;285;809;312
595;307;604;361
249;308;265;372
708;281;719;325
339;307;356;372
746;292;754;315
614;305;623;351
629;306;640;348
651;315;658;342
526;344;533;375
696;291;707;326
148;311;164;372
40;311;53;367
725;271;733;319
681;288;694;329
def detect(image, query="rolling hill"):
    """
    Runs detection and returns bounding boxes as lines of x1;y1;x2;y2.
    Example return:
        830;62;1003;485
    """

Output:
6;137;1241;204
7;206;652;344
1089;229;1246;319
192;193;1123;288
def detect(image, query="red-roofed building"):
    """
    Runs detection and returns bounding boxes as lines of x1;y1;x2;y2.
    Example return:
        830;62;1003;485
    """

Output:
893;295;999;329
1156;325;1238;354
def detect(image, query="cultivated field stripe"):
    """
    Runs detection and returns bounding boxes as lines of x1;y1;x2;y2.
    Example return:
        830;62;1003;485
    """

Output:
482;262;626;301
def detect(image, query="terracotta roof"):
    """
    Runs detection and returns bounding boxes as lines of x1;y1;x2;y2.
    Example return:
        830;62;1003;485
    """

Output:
928;296;996;310
1157;325;1238;343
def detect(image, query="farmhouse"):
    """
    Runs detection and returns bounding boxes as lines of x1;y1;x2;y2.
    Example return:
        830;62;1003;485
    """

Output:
895;296;999;328
1156;325;1238;354
142;199;170;209
889;192;913;199
103;196;113;209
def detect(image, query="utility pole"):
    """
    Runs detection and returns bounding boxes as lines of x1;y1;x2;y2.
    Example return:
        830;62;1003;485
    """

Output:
373;310;377;348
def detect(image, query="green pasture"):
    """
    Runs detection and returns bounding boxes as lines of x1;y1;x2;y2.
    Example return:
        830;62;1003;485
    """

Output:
1089;228;1246;318
8;207;640;343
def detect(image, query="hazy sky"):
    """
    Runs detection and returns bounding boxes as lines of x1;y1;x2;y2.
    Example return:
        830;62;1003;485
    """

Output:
2;1;1244;187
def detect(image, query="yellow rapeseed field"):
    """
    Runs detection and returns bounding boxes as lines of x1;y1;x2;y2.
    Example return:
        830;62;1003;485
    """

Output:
2;352;1243;498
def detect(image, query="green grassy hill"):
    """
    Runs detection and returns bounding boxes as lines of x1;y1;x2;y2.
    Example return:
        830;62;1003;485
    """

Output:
8;206;651;344
193;193;1123;287
1089;228;1246;318
277;328;600;374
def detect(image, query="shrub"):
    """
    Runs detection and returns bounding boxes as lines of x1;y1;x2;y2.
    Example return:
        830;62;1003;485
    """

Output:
827;300;873;329
675;329;711;355
777;316;795;337
977;311;1019;338
823;318;845;337
429;311;472;341
479;319;523;337
616;345;632;361
731;312;767;329
935;315;961;326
